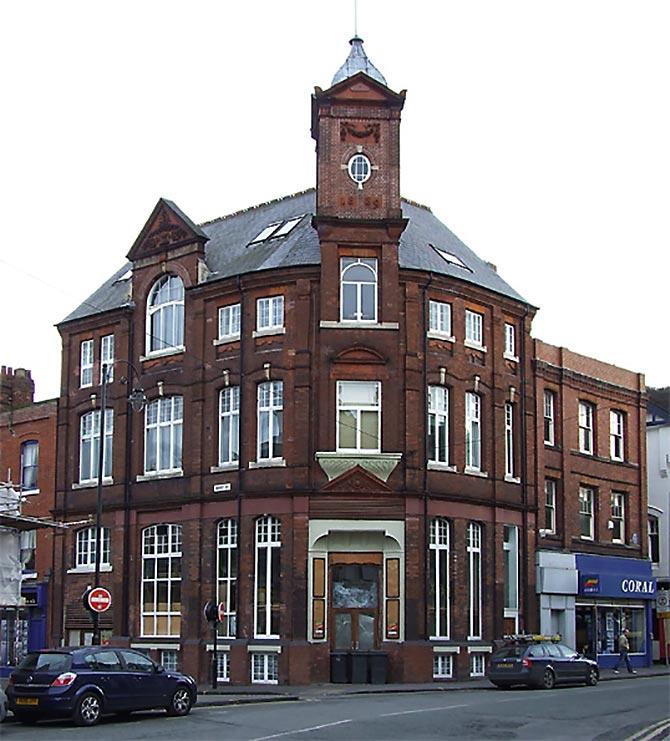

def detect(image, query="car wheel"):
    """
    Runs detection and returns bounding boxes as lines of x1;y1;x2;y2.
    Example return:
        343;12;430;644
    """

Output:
73;692;103;726
13;712;39;725
166;686;192;717
586;667;599;686
541;668;555;690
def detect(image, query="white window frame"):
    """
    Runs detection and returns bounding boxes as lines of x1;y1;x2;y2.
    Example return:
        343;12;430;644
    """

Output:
79;409;113;484
218;303;241;342
428;386;449;465
251;652;278;684
428;300;452;338
503;525;519;614
340;257;378;323
80;339;94;388
337;380;381;453
433;653;453;679
219;387;240;466
648;516;660;563
146;274;185;355
76;527;111;569
610;410;625;461
141;524;182;638
504;323;516;359
257;381;283;462
256;296;284;333
467;522;482;639
578;401;595;455
429;518;450;639
465;392;482;472
465;310;484;349
470;652;486;677
579;486;595;540
504;403;515;478
20;440;39;493
216;651;230;682
611;492;625;544
217;519;238;638
543;390;555;446
254;516;281;638
544;479;556;534
100;335;114;383
161;649;178;672
144;396;183;474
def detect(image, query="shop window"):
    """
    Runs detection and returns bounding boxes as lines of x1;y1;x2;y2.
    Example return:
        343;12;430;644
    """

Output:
428;518;450;638
217;519;238;638
433;653;453;679
254;516;281;638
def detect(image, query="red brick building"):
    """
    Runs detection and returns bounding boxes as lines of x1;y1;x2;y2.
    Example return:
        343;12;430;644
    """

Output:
0;367;57;673
50;38;650;682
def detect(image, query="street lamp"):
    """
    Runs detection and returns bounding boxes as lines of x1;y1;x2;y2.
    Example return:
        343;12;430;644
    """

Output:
91;360;147;645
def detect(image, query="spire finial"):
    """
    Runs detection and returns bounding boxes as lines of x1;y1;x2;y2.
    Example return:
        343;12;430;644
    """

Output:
354;0;358;37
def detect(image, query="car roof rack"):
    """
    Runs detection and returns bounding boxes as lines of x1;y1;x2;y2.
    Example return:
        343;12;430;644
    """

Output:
502;633;561;643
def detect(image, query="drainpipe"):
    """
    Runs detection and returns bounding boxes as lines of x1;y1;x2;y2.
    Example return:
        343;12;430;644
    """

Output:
235;274;243;640
422;272;433;640
519;305;531;631
121;311;134;637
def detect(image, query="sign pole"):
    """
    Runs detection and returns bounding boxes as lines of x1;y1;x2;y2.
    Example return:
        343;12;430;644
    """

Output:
212;616;218;690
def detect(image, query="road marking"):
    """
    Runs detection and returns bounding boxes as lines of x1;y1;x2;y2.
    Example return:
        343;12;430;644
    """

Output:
250;718;353;740
380;703;470;717
625;717;670;741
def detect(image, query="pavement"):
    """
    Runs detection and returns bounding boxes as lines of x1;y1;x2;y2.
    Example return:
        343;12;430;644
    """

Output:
194;664;670;707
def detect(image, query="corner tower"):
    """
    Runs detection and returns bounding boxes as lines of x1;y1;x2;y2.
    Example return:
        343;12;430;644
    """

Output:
312;37;406;225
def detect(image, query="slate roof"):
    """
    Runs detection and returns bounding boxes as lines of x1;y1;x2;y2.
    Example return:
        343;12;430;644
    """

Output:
331;36;388;88
60;189;528;325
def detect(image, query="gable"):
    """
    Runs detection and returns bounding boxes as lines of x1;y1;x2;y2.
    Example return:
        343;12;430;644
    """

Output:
324;72;406;105
127;198;208;262
320;464;391;493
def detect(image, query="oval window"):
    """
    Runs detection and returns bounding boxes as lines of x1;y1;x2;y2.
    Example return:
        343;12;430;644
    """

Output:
347;154;372;187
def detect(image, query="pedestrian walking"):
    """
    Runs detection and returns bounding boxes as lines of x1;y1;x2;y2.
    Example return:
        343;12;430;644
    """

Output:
614;628;637;674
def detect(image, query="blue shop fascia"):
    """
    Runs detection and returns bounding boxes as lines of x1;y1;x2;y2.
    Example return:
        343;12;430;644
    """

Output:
575;553;656;668
0;581;49;678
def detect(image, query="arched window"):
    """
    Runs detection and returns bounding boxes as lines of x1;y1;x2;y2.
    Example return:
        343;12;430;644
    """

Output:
254;516;281;638
146;274;184;354
340;258;377;322
428;518;450;638
141;524;182;637
217;519;238;638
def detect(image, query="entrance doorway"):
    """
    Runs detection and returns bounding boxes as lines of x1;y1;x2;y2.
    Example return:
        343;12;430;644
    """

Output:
330;554;381;652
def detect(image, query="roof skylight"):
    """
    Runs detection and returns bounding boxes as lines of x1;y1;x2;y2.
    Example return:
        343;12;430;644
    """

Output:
431;244;471;272
248;216;304;245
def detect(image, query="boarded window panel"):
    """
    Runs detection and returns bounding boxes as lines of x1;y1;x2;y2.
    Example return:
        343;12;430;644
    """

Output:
386;599;400;639
313;558;325;598
312;599;325;639
386;558;400;598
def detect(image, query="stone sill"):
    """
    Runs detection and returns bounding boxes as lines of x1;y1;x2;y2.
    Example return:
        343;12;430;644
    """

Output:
252;327;285;339
140;347;185;362
72;479;113;490
213;335;241;346
427;331;455;343
249;459;286;469
427;462;457;473
320;320;399;331
210;463;239;473
67;565;112;575
464;467;488;478
464;340;487;353
136;470;184;482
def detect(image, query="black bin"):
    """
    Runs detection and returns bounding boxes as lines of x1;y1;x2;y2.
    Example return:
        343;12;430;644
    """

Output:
350;652;369;683
330;652;349;683
369;652;388;684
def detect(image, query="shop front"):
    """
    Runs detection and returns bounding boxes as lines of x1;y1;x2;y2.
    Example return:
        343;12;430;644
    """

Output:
575;554;655;669
0;583;48;678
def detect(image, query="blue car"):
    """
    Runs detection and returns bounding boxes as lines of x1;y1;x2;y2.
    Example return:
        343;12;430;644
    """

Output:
7;647;197;726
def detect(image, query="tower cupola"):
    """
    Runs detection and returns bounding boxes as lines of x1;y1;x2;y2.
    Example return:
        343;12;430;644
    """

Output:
331;36;387;87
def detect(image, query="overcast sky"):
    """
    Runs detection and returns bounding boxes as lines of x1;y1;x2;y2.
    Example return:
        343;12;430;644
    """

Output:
1;0;667;401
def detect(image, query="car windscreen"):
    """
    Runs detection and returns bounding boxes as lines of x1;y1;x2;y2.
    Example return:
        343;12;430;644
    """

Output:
492;646;523;659
18;652;73;673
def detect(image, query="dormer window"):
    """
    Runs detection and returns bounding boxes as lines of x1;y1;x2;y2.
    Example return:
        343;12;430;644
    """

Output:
146;274;184;355
340;258;377;323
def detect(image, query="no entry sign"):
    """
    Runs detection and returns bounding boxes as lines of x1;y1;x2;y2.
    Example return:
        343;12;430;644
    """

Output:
87;587;112;613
